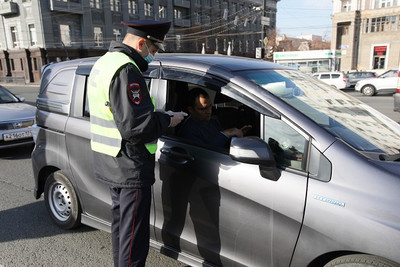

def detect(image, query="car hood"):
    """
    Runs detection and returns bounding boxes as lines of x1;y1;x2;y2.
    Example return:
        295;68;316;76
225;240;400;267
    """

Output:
0;103;36;121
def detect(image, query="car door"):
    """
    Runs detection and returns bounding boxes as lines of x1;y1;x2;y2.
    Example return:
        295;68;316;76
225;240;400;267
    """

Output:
151;68;309;267
64;68;112;229
379;69;398;92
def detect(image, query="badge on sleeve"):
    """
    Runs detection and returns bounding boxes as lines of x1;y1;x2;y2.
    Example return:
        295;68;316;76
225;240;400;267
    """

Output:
128;82;142;104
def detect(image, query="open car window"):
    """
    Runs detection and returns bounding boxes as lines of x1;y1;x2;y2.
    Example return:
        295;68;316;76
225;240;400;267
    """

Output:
163;79;261;152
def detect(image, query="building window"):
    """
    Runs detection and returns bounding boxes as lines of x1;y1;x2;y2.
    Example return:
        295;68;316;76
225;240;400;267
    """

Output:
94;26;103;47
90;0;102;9
204;14;211;24
110;0;120;11
364;16;398;32
20;59;24;71
375;0;395;8
373;46;387;69
128;0;137;14
159;5;166;19
205;0;211;6
195;0;201;5
144;3;153;17
28;24;37;46
341;0;351;11
10;26;18;48
174;8;182;19
113;28;121;41
194;12;201;24
60;24;71;46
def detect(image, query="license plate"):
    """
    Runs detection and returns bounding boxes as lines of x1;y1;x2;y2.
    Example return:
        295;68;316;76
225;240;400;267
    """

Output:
3;131;33;141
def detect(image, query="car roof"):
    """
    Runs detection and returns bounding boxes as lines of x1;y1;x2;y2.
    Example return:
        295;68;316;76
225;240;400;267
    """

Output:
41;53;291;78
153;53;288;72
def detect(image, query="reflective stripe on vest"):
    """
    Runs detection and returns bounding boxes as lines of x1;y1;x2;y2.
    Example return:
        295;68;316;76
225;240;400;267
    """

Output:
87;51;157;156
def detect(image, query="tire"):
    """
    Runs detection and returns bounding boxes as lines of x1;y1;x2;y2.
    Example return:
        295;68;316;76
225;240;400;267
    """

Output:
44;171;81;229
362;85;376;96
324;254;400;267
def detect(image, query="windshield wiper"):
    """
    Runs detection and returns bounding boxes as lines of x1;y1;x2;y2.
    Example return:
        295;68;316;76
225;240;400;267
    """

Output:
379;153;400;162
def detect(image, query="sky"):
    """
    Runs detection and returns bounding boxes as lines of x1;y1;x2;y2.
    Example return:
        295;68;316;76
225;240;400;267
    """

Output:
276;0;333;40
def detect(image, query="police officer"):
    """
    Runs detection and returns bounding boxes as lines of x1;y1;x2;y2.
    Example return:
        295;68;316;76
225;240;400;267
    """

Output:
87;20;185;267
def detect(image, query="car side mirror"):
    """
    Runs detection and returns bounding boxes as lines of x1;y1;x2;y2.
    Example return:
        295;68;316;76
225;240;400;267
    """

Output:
17;95;25;102
230;136;281;181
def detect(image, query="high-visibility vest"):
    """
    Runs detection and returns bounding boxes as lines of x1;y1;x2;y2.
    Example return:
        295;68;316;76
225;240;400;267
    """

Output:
87;51;157;157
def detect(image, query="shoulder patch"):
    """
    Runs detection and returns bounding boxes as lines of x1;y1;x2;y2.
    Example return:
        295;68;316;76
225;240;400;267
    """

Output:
128;82;142;104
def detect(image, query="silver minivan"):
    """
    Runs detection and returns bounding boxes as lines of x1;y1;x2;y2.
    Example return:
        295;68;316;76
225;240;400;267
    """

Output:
32;54;400;267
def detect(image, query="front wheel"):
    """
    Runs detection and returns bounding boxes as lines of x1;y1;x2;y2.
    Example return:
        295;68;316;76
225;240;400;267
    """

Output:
324;254;400;267
362;85;376;96
44;171;81;229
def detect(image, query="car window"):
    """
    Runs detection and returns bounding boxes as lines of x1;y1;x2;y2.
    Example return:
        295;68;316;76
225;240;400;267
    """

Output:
262;116;308;171
381;70;398;78
331;74;340;79
40;68;75;104
320;74;330;79
0;87;19;103
164;78;261;152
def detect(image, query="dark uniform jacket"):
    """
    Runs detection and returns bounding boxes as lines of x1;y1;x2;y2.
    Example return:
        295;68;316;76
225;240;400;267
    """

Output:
178;117;229;148
92;41;170;188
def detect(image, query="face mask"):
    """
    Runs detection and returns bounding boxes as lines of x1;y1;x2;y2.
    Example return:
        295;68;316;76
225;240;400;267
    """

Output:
143;43;154;64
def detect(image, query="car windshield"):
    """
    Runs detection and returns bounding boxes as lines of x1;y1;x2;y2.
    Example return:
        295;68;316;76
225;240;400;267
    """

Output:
378;69;398;78
237;69;400;158
0;86;19;103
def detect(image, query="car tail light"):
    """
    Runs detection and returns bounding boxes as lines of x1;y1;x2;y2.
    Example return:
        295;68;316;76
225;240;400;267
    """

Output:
397;71;400;93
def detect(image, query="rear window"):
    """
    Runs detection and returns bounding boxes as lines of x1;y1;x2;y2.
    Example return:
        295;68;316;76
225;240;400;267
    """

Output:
331;74;340;79
39;68;75;104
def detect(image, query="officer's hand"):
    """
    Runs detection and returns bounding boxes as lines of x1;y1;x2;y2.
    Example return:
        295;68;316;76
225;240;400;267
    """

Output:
169;112;187;127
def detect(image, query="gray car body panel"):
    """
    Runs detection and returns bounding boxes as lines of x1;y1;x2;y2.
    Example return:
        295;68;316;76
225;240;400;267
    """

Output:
32;54;400;267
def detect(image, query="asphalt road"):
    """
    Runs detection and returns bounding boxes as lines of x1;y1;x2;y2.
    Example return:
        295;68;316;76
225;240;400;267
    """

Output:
0;83;398;267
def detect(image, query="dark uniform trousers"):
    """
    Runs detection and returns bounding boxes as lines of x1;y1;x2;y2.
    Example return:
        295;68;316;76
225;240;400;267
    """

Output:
110;186;151;267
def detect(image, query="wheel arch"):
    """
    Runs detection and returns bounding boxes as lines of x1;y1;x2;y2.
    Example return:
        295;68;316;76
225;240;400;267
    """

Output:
308;251;364;267
307;251;397;267
36;166;60;199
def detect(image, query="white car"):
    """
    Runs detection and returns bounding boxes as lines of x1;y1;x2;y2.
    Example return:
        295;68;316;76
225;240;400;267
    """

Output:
312;72;349;89
355;69;399;96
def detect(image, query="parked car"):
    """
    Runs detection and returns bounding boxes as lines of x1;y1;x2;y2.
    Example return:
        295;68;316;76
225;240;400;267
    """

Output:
347;71;376;87
355;69;399;96
32;54;400;267
0;85;35;149
312;71;350;89
394;70;400;112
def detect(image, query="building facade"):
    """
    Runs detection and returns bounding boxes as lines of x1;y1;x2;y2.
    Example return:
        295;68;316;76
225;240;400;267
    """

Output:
0;0;279;83
332;0;400;73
